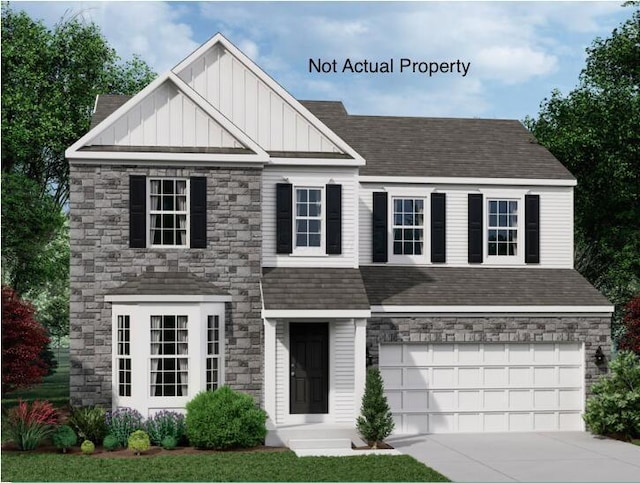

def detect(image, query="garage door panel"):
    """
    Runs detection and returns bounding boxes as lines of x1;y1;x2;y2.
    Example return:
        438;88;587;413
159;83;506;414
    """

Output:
380;342;584;434
484;390;507;410
534;390;556;409
404;391;428;411
459;367;481;386
459;390;481;410
458;344;482;363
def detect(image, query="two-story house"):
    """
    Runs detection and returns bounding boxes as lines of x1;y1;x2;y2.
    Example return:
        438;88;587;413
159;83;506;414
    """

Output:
66;34;613;442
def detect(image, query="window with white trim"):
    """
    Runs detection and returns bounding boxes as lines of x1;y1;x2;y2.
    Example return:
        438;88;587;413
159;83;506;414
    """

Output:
206;315;222;391
150;315;188;397
117;315;131;397
392;198;425;255
488;200;518;256
295;187;322;249
149;179;188;247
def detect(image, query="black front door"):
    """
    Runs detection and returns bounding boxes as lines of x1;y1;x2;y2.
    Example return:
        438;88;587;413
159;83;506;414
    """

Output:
290;323;329;414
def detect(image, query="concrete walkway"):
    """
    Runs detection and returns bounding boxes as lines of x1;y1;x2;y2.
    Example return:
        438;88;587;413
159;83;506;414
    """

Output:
388;432;640;482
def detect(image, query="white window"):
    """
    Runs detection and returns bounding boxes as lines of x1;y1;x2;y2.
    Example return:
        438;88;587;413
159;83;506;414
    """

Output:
109;300;227;415
116;315;131;397
294;187;323;251
150;315;189;397
488;200;518;256
392;198;425;256
206;315;222;391
149;179;189;247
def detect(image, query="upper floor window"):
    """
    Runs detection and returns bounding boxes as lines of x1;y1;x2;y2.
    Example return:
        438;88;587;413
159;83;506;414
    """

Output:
488;200;518;256
149;179;189;247
295;187;322;250
392;198;425;256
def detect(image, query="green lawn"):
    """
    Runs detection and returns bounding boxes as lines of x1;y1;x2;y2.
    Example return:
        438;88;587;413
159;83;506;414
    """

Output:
1;451;449;482
2;348;70;408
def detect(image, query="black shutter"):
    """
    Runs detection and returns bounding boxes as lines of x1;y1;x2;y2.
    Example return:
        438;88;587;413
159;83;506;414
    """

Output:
431;193;446;263
468;193;483;263
129;175;146;248
276;183;293;254
525;194;540;264
326;184;342;255
190;177;207;248
372;192;388;263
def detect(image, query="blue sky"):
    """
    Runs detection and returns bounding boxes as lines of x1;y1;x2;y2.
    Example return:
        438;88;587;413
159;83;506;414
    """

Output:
14;1;632;120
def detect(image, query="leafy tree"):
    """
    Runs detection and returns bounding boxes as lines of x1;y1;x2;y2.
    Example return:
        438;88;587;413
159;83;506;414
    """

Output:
1;5;156;207
525;7;640;340
1;172;66;296
356;367;395;448
1;286;51;394
619;296;640;355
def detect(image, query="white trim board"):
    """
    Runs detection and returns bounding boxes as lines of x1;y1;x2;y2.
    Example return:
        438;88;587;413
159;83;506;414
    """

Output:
105;295;232;303
371;305;614;314
359;176;577;187
261;309;371;319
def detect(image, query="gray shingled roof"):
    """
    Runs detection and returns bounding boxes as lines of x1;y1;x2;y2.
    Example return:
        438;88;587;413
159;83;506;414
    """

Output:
301;100;575;180
90;94;131;129
261;268;370;310
106;271;229;296
360;266;610;306
89;95;574;180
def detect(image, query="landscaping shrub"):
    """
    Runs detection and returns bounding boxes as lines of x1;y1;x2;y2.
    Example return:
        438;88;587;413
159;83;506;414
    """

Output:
145;410;186;446
356;367;395;448
161;435;178;450
80;440;95;455
68;406;107;443
103;434;120;451
106;407;144;447
584;351;640;440
186;386;267;449
128;430;151;455
52;425;77;453
4;399;58;450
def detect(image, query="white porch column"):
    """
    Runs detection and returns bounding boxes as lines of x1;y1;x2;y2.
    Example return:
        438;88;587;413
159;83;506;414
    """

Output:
353;318;367;419
263;318;277;422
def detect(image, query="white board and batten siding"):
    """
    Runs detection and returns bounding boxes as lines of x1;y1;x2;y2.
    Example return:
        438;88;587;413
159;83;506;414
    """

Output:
359;183;574;268
263;167;359;268
90;81;243;148
176;44;342;154
379;342;584;434
274;320;356;425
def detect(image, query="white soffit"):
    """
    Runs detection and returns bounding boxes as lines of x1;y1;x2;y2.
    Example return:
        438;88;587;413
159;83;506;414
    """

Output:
173;33;365;164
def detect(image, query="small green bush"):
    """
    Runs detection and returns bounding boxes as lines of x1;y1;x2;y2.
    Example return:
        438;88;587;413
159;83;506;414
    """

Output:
80;440;95;455
161;435;178;450
68;406;107;443
52;425;77;453
127;430;150;455
145;410;186;446
186;386;267;449
584;351;640;440
106;407;144;447
356;367;395;448
102;434;120;451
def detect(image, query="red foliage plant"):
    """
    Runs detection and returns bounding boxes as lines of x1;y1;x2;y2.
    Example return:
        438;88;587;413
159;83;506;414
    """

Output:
1;286;51;394
5;399;59;450
619;296;640;355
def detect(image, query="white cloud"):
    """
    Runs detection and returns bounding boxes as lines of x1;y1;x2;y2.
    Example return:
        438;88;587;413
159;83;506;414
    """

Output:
475;46;558;84
13;1;198;73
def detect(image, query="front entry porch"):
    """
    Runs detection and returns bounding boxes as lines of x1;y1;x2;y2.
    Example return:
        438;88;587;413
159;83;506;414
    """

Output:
263;317;368;445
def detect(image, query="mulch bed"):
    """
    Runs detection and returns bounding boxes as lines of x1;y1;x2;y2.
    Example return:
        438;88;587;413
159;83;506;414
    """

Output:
352;441;394;450
1;442;288;458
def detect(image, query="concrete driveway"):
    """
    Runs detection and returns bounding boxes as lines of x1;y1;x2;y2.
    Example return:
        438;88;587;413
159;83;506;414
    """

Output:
388;432;640;482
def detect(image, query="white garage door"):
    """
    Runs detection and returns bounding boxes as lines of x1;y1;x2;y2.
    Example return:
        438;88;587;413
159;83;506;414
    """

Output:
379;343;584;433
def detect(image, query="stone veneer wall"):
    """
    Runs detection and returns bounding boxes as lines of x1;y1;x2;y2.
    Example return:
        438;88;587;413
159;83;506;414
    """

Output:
69;164;262;407
367;316;611;395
